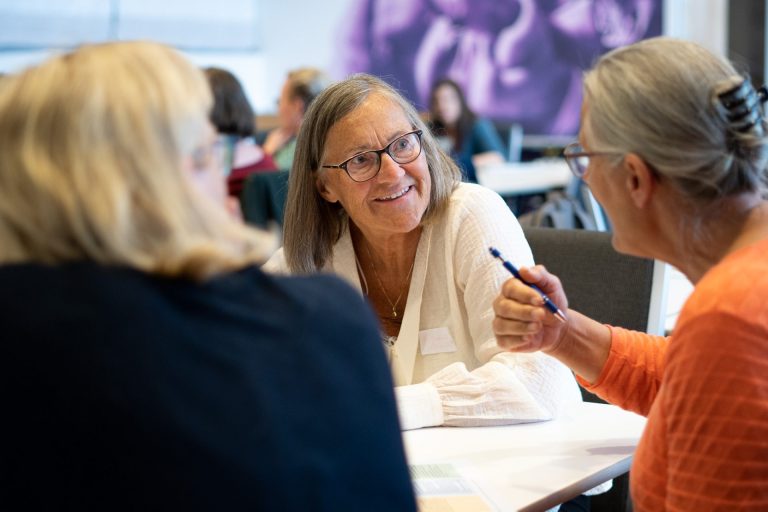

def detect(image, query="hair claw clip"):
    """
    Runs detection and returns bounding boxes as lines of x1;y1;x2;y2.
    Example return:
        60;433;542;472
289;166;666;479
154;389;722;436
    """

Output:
718;77;768;132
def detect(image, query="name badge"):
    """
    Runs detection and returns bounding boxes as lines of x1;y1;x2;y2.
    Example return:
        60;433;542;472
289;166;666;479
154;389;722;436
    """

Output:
418;327;457;356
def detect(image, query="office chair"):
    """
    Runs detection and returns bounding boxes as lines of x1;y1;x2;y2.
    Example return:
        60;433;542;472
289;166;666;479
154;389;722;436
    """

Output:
523;227;666;336
522;227;666;512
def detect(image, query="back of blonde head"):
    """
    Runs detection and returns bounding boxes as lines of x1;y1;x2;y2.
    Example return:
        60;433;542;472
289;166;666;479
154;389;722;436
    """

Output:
0;41;271;279
583;37;768;203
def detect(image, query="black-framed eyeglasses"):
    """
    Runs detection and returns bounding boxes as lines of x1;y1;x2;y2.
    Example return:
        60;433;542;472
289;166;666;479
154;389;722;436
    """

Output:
321;130;423;182
563;142;624;178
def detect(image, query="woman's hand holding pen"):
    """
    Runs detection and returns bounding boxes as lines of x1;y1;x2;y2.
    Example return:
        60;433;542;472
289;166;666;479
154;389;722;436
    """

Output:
492;265;570;354
492;264;613;384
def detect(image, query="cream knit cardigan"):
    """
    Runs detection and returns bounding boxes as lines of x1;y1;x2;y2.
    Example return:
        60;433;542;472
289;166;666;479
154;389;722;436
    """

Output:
265;183;581;429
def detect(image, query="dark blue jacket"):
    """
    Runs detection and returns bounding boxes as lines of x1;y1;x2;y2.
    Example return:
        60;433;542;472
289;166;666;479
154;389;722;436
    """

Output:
0;263;416;511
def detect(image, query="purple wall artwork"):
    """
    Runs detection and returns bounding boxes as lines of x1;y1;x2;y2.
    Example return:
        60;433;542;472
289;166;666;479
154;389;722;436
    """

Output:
337;0;662;136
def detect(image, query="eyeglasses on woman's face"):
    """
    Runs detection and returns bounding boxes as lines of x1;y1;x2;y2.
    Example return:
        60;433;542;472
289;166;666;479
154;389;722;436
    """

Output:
321;130;423;182
191;135;236;177
563;142;624;178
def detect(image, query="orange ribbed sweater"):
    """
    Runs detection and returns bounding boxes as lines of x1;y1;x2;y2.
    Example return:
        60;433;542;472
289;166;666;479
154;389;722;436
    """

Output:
580;239;768;511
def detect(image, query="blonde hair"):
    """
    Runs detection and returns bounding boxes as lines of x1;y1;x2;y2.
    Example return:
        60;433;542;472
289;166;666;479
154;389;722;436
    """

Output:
584;37;768;203
0;41;272;279
286;67;332;111
283;73;461;273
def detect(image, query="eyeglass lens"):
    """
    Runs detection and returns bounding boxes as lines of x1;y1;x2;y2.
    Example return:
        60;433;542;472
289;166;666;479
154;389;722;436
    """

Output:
192;137;235;177
572;154;589;176
564;143;588;177
346;131;421;181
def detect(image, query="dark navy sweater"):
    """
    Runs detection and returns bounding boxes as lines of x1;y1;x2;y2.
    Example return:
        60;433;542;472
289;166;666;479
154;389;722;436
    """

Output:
0;263;415;511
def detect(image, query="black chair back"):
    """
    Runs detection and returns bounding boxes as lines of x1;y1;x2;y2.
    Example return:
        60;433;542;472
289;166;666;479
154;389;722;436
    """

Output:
523;227;654;333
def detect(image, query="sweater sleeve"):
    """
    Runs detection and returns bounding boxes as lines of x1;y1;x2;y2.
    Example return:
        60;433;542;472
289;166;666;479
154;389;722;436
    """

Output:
577;326;668;416
394;353;580;429
395;186;581;429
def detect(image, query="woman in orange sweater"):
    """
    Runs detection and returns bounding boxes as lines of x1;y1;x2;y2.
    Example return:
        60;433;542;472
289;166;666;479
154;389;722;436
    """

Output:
493;37;768;511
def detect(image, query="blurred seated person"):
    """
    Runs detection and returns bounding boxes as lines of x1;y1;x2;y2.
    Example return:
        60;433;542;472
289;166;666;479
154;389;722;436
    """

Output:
265;74;580;431
429;78;505;182
261;67;331;171
0;42;415;512
204;67;278;198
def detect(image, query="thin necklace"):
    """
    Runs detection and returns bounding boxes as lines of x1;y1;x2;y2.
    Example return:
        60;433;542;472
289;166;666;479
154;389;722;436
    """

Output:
362;242;415;319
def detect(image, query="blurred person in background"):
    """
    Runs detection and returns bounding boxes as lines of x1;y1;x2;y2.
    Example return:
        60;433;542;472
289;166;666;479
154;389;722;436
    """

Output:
204;67;278;198
429;77;505;183
261;67;331;171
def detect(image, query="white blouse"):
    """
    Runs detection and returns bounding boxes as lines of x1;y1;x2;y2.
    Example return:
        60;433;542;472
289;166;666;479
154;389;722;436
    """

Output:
265;183;581;430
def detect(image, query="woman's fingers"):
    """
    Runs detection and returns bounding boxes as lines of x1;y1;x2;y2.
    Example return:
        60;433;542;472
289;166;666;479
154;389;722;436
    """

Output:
498;277;545;308
493;265;569;354
492;278;548;354
515;265;569;312
491;314;542;336
493;297;546;327
519;265;563;296
495;332;547;352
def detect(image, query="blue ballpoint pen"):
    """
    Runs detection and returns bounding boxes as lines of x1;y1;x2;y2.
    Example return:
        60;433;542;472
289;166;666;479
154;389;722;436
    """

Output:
489;246;568;323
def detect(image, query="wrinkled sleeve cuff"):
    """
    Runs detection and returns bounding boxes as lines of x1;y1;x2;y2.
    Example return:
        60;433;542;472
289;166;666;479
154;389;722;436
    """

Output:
394;383;445;431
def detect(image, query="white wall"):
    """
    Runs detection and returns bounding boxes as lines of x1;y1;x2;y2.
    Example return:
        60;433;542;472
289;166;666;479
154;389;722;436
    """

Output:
664;0;728;56
184;0;353;114
0;0;729;116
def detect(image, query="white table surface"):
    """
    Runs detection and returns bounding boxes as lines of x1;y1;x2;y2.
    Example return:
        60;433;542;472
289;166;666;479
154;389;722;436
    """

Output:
403;402;646;512
476;159;573;196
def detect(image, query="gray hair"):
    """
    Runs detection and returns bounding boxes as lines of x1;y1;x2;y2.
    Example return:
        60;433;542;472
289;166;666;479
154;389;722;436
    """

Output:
583;37;768;204
283;73;461;273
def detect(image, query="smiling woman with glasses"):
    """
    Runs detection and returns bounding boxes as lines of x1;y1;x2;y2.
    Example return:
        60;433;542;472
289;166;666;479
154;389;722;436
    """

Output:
265;73;581;434
494;37;768;511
